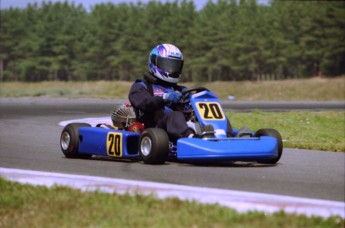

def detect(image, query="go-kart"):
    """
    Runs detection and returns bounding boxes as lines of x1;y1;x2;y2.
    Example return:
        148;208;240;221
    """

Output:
60;87;283;164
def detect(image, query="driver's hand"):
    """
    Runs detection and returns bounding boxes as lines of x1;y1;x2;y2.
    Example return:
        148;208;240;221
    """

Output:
163;91;182;104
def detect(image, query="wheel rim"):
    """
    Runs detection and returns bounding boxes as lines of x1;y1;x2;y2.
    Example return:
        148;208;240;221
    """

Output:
141;136;152;156
61;132;71;150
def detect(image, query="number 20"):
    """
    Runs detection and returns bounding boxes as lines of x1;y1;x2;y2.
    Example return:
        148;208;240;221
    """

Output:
198;103;224;120
107;133;122;157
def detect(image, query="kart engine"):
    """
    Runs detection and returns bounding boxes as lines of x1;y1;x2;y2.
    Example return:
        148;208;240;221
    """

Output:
111;103;136;130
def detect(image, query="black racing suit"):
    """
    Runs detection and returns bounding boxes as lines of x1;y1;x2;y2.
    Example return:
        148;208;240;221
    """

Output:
128;73;192;142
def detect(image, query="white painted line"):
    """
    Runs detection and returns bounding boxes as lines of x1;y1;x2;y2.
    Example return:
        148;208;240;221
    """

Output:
1;167;344;218
59;117;112;127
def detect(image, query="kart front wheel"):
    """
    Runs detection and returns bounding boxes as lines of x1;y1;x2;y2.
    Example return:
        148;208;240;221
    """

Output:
60;123;92;159
255;128;283;164
139;128;169;164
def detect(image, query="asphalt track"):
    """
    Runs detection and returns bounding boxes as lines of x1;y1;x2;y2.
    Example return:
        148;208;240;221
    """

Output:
0;98;344;203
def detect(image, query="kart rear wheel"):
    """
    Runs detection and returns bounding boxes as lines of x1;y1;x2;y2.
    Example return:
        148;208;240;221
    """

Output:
139;128;169;164
255;128;283;164
60;123;92;159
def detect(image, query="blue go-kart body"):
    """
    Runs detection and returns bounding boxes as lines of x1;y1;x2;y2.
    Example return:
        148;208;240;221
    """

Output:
60;89;282;164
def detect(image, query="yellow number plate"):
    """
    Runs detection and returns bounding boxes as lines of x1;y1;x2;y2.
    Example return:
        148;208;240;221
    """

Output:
196;102;225;120
106;132;123;157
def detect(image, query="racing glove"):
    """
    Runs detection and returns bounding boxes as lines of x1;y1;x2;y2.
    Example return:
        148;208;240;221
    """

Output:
162;91;182;104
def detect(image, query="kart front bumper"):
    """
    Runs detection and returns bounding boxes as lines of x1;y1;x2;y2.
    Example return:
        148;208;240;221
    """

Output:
176;136;278;163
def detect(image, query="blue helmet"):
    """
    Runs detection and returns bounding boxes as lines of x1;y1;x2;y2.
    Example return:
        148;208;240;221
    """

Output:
148;44;184;84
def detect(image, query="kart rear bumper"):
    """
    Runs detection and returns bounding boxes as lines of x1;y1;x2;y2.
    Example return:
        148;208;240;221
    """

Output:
176;136;278;163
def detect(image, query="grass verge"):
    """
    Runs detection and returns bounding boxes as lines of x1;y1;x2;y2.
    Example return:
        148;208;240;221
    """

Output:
0;178;343;228
228;111;345;152
1;76;344;100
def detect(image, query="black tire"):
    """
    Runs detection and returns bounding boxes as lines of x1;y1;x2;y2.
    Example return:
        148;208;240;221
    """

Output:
139;128;169;164
60;123;92;159
255;128;283;164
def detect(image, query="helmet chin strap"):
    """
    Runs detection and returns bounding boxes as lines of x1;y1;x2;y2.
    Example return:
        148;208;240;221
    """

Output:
144;73;178;87
144;72;158;84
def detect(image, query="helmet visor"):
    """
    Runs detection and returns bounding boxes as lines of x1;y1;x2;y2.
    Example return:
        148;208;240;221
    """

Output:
157;57;184;78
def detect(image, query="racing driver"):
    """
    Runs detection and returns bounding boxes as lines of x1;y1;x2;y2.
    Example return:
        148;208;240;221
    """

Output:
128;44;195;142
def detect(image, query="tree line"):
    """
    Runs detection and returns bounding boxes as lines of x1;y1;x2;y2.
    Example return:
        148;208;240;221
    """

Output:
0;0;344;82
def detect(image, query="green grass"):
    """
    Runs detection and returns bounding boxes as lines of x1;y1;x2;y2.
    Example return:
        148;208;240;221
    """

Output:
0;178;343;228
0;81;132;99
1;76;344;100
229;111;345;152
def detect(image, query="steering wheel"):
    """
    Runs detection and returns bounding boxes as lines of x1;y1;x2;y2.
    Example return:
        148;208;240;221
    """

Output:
177;87;209;109
176;87;209;116
181;87;209;96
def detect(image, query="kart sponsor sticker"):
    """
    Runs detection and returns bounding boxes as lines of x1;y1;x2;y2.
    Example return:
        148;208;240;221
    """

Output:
106;132;123;157
153;88;164;97
196;102;225;120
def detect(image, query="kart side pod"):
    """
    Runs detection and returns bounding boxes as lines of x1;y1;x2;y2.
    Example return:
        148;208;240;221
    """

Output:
176;137;278;163
77;127;141;158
